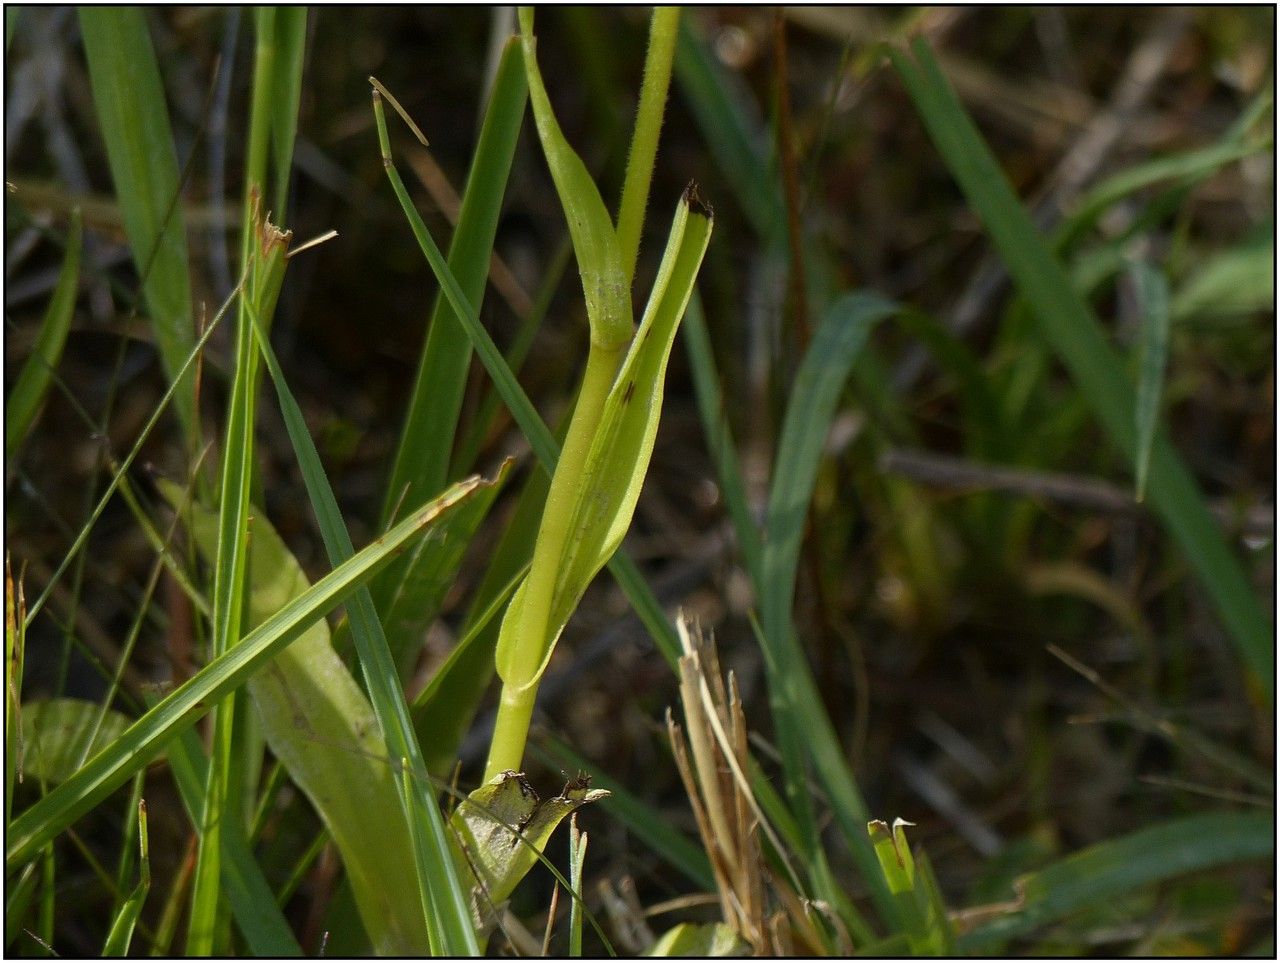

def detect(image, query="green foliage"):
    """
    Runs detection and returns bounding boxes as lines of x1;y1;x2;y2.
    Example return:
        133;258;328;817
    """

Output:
77;8;197;446
961;811;1274;952
164;484;434;954
889;39;1273;700
19;699;130;785
5;210;82;463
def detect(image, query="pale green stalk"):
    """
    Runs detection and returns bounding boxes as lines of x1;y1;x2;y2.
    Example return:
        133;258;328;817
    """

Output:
485;342;623;775
616;7;680;282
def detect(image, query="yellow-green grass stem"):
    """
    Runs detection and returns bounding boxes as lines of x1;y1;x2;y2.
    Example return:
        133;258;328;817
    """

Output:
484;339;625;779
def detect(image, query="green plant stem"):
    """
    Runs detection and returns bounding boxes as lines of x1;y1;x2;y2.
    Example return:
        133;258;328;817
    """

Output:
616;6;679;282
485;341;625;779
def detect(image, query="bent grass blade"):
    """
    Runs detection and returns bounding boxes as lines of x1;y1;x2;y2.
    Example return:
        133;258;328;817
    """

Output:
6;476;488;873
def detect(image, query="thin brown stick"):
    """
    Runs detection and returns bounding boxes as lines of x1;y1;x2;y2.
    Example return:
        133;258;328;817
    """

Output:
879;447;1274;539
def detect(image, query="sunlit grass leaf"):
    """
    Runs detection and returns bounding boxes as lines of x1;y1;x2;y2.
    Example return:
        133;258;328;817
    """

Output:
518;8;632;349
868;818;952;955
960;811;1274;953
645;922;746;956
367;460;510;680
188;213;291;954
19;699;130;785
889;39;1273;701
1129;261;1171;501
268;8;308;216
5;209;82;463
5;477;486;873
250;308;479;955
77;7;197;444
163;483;433;954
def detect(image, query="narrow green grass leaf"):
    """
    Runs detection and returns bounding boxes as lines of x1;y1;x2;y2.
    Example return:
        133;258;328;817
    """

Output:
1129;261;1170;501
164;724;304;956
960;811;1274;952
6;210;82;462
166;488;433;953
1056;140;1269;252
756;293;900;928
518;8;633;350
268;8;308;217
890;40;1273;699
250;313;480;955
372;78;687;716
5;478;484;872
868;818;950;955
379;36;527;539
4;862;38;950
101;800;149;956
189;218;290;955
616;7;680;281
78;8;197;445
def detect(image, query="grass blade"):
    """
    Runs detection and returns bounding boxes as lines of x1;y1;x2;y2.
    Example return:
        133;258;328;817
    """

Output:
890;40;1273;700
757;293;900;926
251;313;480;954
960;811;1274;952
164;725;304;955
6;209;82;462
101;800;149;956
518;8;632;350
267;8;308;217
378;36;527;538
78;8;197;446
1129;261;1170;501
5;477;485;873
164;487;433;953
188;217;290;955
372;58;526;685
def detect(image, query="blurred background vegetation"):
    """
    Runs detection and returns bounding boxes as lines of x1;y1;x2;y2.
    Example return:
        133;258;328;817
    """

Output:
5;6;1273;956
